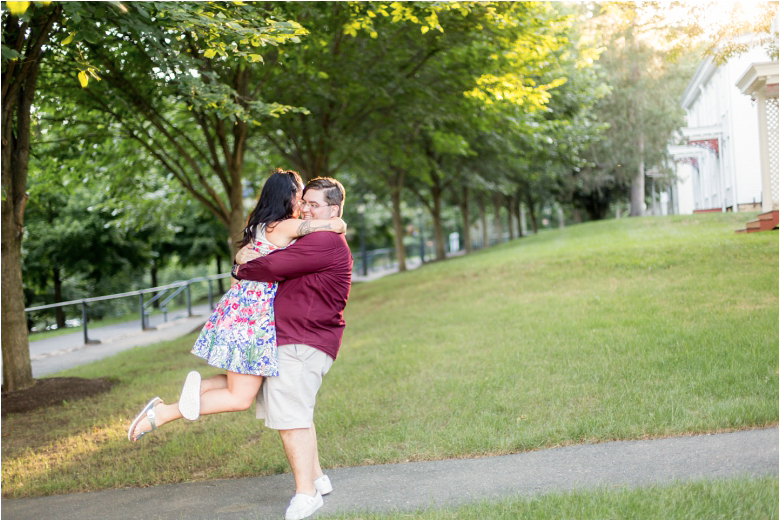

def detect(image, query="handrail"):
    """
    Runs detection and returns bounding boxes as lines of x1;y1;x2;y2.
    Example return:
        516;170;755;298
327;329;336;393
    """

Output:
25;273;232;344
24;273;231;313
143;286;178;310
159;284;189;310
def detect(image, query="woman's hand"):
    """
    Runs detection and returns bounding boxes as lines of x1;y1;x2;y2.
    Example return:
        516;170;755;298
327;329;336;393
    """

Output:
235;245;262;265
332;217;347;234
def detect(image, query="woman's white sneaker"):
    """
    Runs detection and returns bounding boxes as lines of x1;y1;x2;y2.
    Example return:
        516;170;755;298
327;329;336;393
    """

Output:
284;492;323;520
178;371;201;421
314;475;332;495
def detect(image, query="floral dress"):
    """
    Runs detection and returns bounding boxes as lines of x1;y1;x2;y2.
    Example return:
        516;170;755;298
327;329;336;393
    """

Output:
191;228;289;376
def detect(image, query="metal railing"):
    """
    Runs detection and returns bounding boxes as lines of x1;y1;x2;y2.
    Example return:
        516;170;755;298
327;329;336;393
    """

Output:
24;273;231;345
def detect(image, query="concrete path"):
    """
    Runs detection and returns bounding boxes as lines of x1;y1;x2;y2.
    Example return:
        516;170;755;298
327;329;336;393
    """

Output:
2;427;777;519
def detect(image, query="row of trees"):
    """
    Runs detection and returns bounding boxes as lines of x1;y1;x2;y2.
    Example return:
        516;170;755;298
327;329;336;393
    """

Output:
3;1;776;390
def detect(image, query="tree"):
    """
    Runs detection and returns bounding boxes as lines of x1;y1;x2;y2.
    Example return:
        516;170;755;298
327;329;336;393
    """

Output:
667;1;779;64
23;182;151;310
576;3;705;217
47;2;306;256
249;2;454;182
348;119;426;272
1;1;300;390
2;1;64;390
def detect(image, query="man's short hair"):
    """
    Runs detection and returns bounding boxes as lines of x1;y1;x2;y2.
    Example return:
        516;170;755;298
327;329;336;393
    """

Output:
304;177;346;217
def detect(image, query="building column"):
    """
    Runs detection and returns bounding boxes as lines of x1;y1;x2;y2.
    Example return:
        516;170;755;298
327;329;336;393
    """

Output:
755;88;773;212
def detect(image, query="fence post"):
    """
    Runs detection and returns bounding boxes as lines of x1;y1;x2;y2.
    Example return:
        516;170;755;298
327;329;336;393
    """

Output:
139;292;145;330
82;301;89;345
186;283;192;317
208;279;214;310
81;301;100;344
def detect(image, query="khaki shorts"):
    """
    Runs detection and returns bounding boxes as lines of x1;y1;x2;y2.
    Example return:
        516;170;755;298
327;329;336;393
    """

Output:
256;343;333;430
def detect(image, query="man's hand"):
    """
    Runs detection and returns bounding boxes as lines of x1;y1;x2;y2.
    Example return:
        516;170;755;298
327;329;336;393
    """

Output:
235;245;262;265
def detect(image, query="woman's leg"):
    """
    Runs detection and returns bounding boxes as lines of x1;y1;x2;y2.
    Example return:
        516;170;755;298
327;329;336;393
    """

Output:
201;373;227;394
199;371;263;414
130;371;262;441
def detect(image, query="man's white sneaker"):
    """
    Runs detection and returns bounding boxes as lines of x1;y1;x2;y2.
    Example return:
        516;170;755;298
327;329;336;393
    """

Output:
284;492;323;520
314;475;332;495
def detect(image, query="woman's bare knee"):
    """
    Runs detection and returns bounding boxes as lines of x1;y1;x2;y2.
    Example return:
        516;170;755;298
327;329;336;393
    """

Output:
225;372;262;411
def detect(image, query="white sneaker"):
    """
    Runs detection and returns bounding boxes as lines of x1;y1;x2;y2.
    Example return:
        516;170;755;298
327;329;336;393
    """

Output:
314;475;332;495
284;492;323;520
178;371;201;421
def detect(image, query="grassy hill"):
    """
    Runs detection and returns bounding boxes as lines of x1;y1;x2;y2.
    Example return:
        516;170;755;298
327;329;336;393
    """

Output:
2;212;777;498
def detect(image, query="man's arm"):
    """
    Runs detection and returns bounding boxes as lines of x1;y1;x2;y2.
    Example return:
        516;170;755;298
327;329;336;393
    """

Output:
234;233;343;283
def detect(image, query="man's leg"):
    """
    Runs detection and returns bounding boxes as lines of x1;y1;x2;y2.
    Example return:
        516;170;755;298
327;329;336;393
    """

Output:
311;422;324;480
261;344;333;517
280;426;318;496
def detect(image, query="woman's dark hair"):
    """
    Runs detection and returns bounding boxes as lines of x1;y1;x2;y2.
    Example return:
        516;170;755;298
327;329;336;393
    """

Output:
239;169;302;248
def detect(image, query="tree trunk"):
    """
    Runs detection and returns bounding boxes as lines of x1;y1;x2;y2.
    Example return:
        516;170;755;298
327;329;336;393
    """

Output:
629;28;645;218
630;131;645;216
216;253;225;294
2;200;33;391
150;263;160;309
506;195;516;240
512;196;522;238
390;179;407;272
477;193;488;249
228;70;251;258
525;194;539;235
515;187;526;237
53;267;66;328
460;184;472;253
493;192;503;244
228;192;246;259
432;184;446;261
1;6;59;391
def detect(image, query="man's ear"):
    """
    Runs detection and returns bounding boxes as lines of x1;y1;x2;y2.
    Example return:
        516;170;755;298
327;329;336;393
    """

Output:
330;205;340;219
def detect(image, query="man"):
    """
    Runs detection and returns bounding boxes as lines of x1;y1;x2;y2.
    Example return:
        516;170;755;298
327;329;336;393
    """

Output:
233;176;352;520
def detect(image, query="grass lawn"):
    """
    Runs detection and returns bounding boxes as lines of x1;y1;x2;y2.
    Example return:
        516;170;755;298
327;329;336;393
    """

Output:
2;213;777;501
334;476;779;519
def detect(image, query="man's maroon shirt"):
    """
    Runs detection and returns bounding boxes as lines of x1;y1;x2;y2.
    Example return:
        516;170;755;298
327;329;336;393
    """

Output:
236;232;353;360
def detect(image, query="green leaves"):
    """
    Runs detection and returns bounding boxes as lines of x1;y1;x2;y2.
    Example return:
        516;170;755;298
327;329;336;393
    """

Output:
342;1;445;38
1;44;23;61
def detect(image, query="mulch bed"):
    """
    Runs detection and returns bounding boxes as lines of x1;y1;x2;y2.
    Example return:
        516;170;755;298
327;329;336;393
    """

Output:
1;377;117;417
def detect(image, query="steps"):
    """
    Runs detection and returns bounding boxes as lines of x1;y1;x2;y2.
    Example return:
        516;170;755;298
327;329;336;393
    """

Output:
736;210;779;233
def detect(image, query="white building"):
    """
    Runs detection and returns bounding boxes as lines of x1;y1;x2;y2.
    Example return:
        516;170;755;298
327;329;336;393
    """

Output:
668;43;777;214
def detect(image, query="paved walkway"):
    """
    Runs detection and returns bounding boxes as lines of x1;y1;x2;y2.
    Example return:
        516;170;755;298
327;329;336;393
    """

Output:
2;428;777;519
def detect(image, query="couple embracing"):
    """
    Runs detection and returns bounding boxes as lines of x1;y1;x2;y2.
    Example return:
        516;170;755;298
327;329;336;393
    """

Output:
128;170;352;520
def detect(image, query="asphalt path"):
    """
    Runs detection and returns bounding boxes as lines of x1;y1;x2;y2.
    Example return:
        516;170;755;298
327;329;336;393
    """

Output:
2;427;777;519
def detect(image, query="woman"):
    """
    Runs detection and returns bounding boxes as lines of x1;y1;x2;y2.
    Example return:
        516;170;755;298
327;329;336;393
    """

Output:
128;169;345;442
